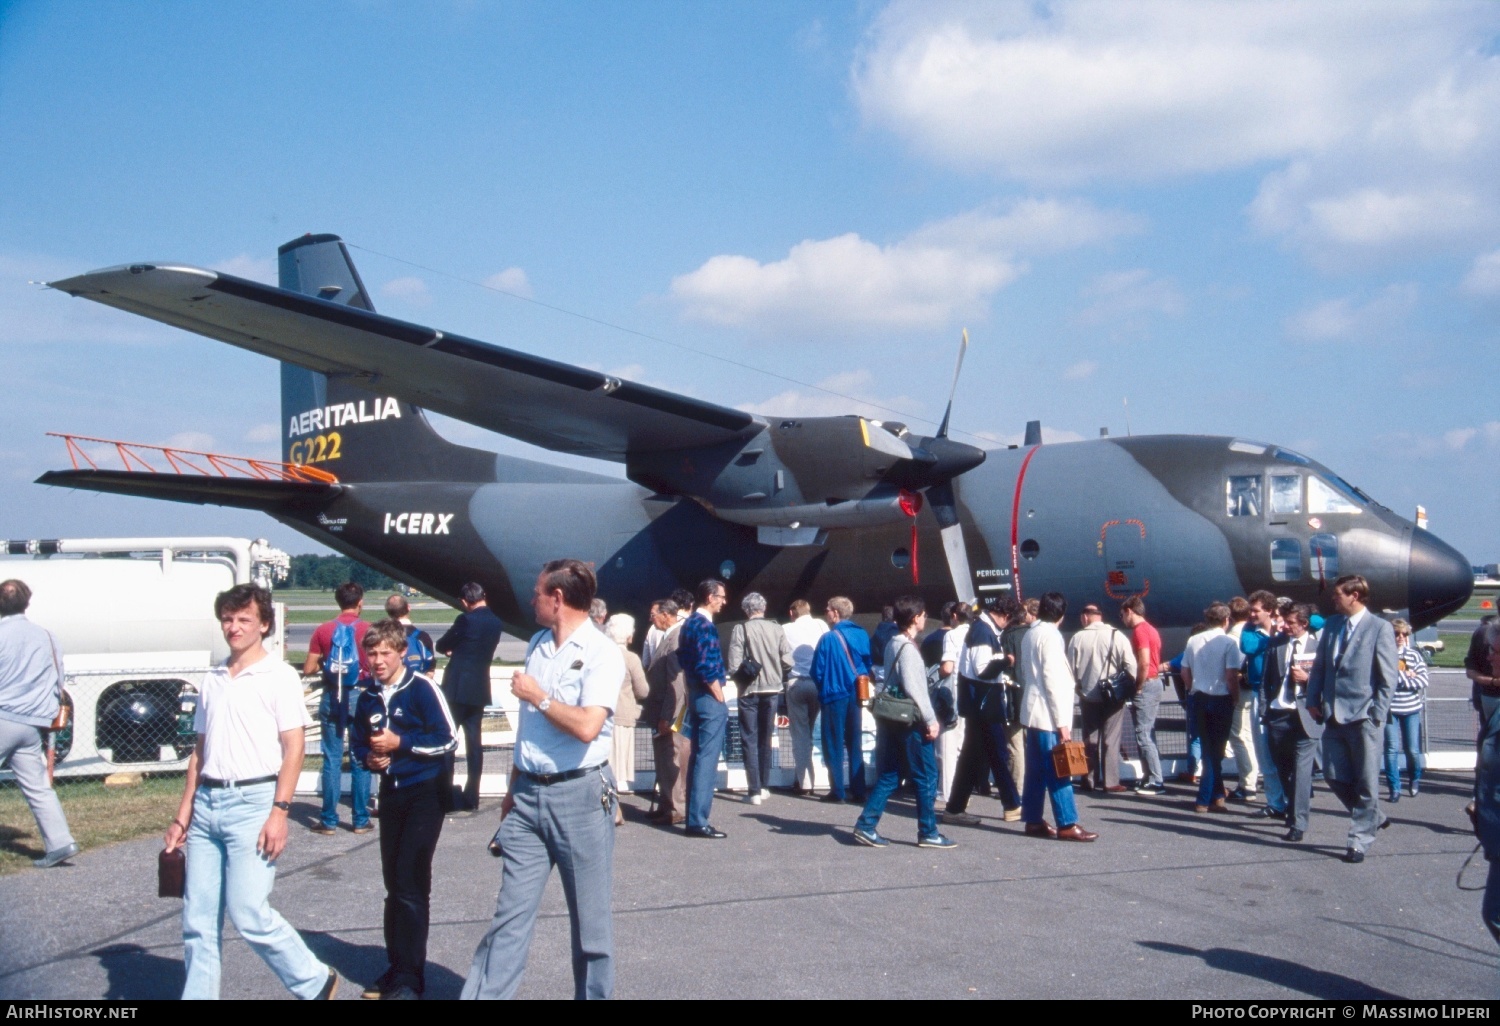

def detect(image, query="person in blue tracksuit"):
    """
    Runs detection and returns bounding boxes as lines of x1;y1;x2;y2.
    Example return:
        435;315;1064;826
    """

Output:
351;619;457;1000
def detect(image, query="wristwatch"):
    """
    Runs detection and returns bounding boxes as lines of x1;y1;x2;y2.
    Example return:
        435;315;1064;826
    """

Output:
537;697;552;713
272;800;292;812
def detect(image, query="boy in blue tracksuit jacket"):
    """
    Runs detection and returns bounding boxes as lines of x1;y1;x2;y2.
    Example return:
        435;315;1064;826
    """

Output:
351;620;457;1000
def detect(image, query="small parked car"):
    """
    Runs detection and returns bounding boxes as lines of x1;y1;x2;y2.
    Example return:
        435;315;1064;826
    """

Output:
1413;626;1445;664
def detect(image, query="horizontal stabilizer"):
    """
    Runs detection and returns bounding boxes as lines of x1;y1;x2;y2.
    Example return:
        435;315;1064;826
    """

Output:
51;263;762;462
36;470;340;511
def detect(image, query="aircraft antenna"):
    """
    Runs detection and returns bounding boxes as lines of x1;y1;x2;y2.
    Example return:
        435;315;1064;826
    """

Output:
1124;396;1131;437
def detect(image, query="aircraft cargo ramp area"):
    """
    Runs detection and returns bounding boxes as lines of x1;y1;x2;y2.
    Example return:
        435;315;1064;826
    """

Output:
0;767;1493;999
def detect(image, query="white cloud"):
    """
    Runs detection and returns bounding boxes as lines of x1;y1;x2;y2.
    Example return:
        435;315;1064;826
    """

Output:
0;253;176;347
1072;269;1184;329
484;267;533;299
855;1;1500;262
1445;427;1478;450
1063;360;1097;380
1284;283;1418;342
670;197;1135;333
1461;248;1500;296
162;431;216;453
380;276;430;304
245;423;281;443
211;254;276;284
738;369;925;422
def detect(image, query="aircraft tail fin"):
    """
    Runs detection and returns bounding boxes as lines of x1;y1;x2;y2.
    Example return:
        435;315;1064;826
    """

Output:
276;234;496;483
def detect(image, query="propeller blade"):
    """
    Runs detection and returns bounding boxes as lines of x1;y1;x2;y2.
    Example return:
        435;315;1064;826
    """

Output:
935;328;968;440
927;480;975;604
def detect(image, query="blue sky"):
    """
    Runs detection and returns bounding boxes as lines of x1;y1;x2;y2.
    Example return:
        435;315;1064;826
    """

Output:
2;0;1498;562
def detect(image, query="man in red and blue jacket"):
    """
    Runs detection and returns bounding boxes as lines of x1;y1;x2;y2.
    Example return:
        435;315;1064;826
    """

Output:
676;579;730;839
351;619;457;1000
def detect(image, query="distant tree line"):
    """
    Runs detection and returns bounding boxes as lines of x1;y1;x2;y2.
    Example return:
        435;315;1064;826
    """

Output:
287;554;398;591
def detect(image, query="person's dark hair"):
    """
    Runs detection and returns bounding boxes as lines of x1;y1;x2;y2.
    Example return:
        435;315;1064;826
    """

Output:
363;617;408;653
1037;592;1067;623
1333;574;1370;602
1120;595;1146;618
334;581;364;611
671;588;694;611
881;604;896;623
892;594;926;630
1289;602;1317;627
215;583;275;637
386;594;410;619
459;582;486;605
1227;596;1250;622
695;579;726;606
1023;598;1039;617
1247;589;1277;611
995;594;1022;620
0;579;32;616
1204;601;1231;626
541;559;597;611
654;598;679;618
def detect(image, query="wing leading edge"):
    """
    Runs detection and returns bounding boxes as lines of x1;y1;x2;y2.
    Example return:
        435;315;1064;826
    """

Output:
50;264;761;461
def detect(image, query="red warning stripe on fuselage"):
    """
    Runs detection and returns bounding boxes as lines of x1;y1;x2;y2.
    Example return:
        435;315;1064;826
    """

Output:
1009;445;1041;600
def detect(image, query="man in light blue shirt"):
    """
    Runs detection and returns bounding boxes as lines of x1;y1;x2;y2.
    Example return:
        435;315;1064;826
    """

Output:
0;579;78;868
464;559;623;1000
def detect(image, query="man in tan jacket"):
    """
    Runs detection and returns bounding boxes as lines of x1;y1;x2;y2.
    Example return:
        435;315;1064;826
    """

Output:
642;599;690;825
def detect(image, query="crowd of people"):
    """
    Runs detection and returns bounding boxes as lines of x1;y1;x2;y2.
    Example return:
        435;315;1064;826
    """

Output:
0;564;1492;1000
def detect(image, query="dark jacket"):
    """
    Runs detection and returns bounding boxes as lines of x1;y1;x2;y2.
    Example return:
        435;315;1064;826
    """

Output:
1261;630;1324;740
437;605;504;708
351;670;458;789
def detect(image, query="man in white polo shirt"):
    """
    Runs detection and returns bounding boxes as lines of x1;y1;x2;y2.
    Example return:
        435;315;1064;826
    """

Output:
1182;601;1245;815
163;584;337;1001
463;558;623;1001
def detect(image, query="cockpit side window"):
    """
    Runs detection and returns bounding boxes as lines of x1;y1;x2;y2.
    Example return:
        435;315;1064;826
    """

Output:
1269;474;1301;515
1226;475;1262;517
1270;538;1302;581
1308;476;1360;514
1309;533;1339;582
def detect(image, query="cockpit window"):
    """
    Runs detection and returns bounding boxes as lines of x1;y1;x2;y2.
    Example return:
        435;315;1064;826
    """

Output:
1270;539;1302;581
1308;476;1360;514
1226;475;1262;517
1309;533;1339;582
1269;475;1301;515
1271;446;1311;466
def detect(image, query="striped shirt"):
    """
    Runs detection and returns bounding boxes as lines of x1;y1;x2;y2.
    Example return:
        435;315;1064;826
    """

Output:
1390;642;1429;716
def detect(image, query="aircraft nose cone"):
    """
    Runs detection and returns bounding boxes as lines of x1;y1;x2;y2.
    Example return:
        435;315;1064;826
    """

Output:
1408;529;1472;629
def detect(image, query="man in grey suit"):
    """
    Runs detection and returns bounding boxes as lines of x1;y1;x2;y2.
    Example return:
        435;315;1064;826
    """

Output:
1306;575;1397;863
437;582;504;811
1262;603;1323;843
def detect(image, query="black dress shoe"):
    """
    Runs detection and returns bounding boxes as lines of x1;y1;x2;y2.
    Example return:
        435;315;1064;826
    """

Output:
1282;828;1304;843
1379;816;1393;830
818;793;845;804
1342;848;1365;864
1251;806;1283;819
685;825;727;839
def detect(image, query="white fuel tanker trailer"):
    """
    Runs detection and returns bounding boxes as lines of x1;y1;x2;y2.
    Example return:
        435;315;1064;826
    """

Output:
0;537;289;778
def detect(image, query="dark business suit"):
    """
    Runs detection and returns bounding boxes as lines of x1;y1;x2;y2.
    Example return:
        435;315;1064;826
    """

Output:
437;605;504;810
1262;630;1325;834
642;622;690;820
1307;611;1397;853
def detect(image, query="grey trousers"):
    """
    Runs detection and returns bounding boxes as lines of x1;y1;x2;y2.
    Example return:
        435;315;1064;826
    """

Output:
1131;679;1164;786
785;679;821;790
1322;717;1385;853
463;770;615;1000
0;718;74;854
1080;699;1126;788
1266;711;1319;833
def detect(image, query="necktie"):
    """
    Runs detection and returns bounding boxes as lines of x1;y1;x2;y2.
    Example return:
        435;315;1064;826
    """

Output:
1337;620;1353;665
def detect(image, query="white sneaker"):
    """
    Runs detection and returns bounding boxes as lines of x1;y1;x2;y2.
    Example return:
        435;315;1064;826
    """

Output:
744;792;763;805
759;789;771;799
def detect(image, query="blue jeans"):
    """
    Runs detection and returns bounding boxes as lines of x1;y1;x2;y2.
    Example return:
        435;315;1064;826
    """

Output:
1184;691;1202;769
463;769;616;999
1485;859;1500;949
1384;710;1424;794
820;695;867;801
1253;690;1287;812
686;690;728;829
1021;728;1078;829
856;722;938;840
320;687;371;829
182;783;328;999
1195;694;1234;807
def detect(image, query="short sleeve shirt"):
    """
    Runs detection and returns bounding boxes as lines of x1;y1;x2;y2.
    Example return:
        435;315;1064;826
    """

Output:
942;623;969;668
1183;628;1244;697
308;611;372;676
1131;621;1162;681
195;653;313;781
514;619;624;775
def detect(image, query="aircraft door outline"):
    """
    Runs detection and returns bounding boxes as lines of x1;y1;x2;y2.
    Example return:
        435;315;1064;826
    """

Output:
1100;518;1149;599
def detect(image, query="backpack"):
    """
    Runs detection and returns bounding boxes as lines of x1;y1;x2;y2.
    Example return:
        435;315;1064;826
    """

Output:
324;619;361;698
403;625;434;673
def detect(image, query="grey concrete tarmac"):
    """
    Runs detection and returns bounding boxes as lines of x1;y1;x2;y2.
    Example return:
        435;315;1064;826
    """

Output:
1;773;1495;1000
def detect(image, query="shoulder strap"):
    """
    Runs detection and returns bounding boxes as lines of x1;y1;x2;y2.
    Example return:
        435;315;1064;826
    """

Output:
833;626;860;676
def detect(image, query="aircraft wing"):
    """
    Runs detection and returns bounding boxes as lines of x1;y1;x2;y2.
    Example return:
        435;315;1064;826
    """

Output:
49;265;762;460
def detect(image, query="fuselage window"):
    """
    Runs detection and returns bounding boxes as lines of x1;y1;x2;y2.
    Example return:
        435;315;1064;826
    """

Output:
1269;474;1301;515
1270;538;1302;581
1226;475;1262;517
1308;476;1360;514
1309;533;1339;582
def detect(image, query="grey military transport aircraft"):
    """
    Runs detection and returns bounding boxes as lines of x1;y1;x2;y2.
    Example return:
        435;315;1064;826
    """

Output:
40;234;1472;647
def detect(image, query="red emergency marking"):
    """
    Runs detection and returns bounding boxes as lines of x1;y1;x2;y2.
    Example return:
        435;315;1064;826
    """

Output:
1009;445;1040;600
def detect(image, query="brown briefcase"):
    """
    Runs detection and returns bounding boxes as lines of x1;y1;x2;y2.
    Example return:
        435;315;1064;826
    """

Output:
1051;739;1088;778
